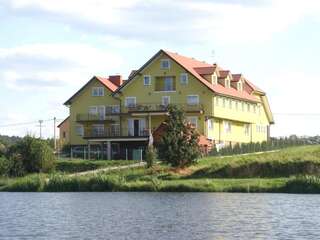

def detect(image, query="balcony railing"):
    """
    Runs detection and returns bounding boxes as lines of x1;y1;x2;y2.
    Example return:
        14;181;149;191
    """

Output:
76;114;117;122
126;103;203;113
84;127;150;139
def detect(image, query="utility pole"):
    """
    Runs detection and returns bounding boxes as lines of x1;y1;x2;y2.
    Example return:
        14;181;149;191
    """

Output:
53;117;57;151
38;120;44;139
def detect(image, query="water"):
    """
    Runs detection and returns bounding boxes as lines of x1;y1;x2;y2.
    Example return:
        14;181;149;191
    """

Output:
0;193;320;240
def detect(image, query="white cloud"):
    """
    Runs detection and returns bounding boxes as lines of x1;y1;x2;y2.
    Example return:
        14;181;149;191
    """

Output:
3;0;320;44
0;43;124;90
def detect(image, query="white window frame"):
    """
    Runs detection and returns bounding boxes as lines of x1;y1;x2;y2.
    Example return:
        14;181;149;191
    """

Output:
186;116;198;128
229;99;232;109
125;97;136;107
208;118;214;130
106;105;120;114
211;74;217;85
75;125;84;136
223;121;231;134
180;73;188;85
244;124;250;136
160;59;170;69
162;96;170;106
222;98;226;108
92;124;105;136
88;106;98;115
164;76;174;91
225;78;231;88
237;81;243;91
143;75;151;86
92;87;104;96
187;95;199;105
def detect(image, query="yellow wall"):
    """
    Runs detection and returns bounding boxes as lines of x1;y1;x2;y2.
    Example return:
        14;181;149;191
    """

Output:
58;118;70;147
69;79;120;145
66;52;272;146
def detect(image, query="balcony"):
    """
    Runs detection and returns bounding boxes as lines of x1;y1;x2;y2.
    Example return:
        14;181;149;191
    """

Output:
84;127;150;139
76;114;117;122
126;103;204;113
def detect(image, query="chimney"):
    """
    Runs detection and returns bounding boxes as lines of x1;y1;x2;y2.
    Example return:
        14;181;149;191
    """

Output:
109;75;123;86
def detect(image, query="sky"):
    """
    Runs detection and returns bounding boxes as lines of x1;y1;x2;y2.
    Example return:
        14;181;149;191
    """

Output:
0;0;320;138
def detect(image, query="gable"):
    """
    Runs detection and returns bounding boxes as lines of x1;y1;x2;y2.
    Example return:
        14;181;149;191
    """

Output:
64;76;117;105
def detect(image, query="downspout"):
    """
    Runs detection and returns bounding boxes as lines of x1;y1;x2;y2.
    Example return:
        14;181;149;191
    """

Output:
113;94;122;134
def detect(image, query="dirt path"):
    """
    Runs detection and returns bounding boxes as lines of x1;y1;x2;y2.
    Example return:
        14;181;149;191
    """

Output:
68;161;146;177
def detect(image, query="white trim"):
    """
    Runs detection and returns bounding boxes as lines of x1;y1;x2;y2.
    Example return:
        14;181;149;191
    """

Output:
160;59;170;69
187;95;199;105
125;97;136;107
92;87;104;96
162;96;170;106
180;73;188;85
143;75;151;86
186;116;198;128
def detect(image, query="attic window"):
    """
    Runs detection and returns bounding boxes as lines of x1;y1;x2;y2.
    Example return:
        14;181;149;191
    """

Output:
211;74;217;85
237;81;243;91
92;87;104;96
160;59;170;69
225;78;231;88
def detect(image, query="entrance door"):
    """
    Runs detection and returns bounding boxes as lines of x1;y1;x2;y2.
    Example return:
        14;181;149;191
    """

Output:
128;118;146;136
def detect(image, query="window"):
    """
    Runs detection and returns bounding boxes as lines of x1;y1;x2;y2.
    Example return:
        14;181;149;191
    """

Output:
187;95;199;105
62;131;66;139
106;105;120;114
247;103;250;112
92;124;104;136
253;105;257;114
244;124;250;136
229;99;232;109
180;73;188;85
186;116;198;128
92;87;104;96
222;98;226;108
225;79;231;88
242;102;245;111
75;125;84;136
88;106;98;115
162;96;170;106
237;81;243;91
164;76;174;91
235;101;239;110
211;74;217;85
125;97;136;107
223;121;231;133
143;75;151;86
208;119;214;130
160;59;170;69
216;97;220;106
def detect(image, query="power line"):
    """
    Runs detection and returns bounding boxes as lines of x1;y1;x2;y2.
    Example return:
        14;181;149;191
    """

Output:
0;118;64;128
274;113;320;116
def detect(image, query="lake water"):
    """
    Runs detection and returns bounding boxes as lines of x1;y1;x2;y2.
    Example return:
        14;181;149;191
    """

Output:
0;193;319;240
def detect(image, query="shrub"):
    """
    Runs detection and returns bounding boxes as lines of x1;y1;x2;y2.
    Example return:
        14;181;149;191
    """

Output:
145;145;157;168
6;136;55;176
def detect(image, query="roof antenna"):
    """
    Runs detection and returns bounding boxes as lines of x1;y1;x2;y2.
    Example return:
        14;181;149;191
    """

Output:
211;49;215;64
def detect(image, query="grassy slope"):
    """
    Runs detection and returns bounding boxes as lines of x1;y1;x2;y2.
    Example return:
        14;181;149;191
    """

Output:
56;158;138;173
2;145;320;192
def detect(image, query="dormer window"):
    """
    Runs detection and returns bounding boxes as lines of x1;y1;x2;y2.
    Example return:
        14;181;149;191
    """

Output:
225;78;231;88
237;81;243;91
211;74;217;85
160;59;170;69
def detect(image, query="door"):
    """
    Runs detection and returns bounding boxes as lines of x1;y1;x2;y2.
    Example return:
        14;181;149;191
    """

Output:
134;120;139;136
97;106;105;120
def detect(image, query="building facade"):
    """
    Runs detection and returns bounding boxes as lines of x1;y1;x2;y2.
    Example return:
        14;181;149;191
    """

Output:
60;49;274;159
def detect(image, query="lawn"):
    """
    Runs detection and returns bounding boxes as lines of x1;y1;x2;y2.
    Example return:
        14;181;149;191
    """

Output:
1;145;320;193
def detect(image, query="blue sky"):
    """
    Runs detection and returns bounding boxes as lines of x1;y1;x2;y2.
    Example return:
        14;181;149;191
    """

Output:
0;0;320;138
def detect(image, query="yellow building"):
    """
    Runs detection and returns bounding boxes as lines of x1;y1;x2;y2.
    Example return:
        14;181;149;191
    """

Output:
62;50;274;159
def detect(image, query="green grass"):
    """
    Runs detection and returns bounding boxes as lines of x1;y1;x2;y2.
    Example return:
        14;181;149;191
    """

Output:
55;158;138;173
1;145;320;193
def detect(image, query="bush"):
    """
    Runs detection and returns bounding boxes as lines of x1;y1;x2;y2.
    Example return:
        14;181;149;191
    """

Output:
6;136;55;176
145;145;157;168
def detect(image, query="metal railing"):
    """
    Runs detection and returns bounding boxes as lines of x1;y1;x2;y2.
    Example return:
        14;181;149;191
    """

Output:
125;103;203;112
84;127;150;138
76;114;117;122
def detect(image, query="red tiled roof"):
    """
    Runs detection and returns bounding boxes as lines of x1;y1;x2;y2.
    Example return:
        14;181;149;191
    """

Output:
95;76;118;92
231;74;242;82
218;70;230;79
163;50;259;102
244;79;265;93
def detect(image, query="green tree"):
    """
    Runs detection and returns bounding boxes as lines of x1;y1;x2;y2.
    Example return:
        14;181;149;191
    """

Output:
6;136;55;176
158;105;201;167
0;143;6;157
